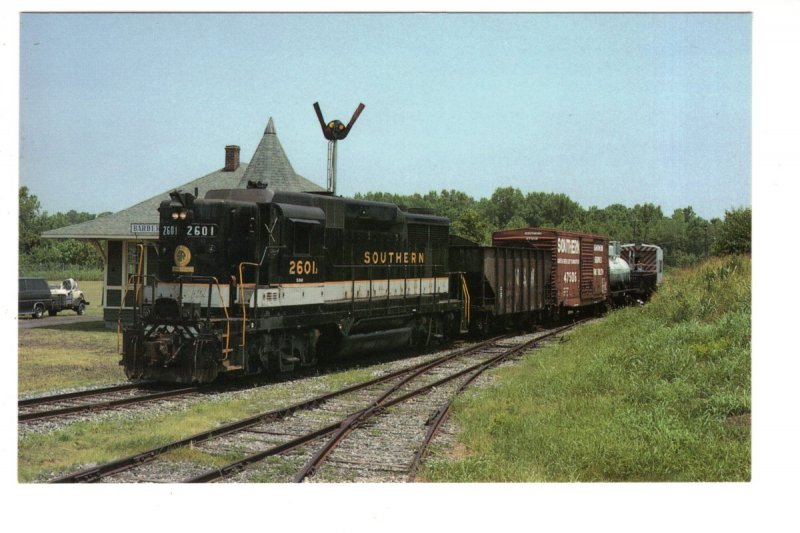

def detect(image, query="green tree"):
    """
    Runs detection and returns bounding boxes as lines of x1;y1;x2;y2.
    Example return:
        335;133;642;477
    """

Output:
428;189;476;221
19;186;104;271
19;186;43;255
631;203;663;242
712;207;751;255
451;207;493;244
523;192;583;228
488;187;525;229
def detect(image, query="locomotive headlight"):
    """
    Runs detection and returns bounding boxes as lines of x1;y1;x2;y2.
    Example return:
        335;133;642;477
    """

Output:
171;212;179;220
178;211;187;220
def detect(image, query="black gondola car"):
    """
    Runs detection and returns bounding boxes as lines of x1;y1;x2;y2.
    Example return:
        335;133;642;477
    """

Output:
448;235;550;335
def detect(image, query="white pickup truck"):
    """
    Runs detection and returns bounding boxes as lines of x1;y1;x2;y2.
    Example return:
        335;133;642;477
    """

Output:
49;278;89;316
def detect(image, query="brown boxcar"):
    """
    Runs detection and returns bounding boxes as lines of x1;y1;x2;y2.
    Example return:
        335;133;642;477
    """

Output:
449;237;550;333
492;227;609;312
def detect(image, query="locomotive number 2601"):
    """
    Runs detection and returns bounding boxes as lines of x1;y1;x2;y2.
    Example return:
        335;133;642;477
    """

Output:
161;224;218;237
289;259;319;276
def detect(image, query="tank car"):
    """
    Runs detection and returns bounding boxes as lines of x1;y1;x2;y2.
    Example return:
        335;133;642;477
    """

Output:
121;182;463;383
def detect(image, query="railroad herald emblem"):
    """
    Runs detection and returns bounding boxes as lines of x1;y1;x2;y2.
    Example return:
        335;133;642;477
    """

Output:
173;245;194;273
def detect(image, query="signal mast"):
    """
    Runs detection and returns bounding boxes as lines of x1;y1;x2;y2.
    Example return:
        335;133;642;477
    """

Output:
313;102;365;195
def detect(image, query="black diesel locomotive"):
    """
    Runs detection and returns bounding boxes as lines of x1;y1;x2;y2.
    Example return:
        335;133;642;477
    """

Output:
122;183;463;383
121;182;662;383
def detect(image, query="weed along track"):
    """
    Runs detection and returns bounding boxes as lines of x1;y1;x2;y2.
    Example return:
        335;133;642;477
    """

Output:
18;383;202;423
48;323;580;483
18;378;287;425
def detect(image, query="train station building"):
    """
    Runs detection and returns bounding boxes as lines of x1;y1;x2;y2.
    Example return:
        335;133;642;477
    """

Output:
42;118;324;327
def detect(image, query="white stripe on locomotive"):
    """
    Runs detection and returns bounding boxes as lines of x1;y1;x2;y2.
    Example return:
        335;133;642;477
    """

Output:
151;277;450;309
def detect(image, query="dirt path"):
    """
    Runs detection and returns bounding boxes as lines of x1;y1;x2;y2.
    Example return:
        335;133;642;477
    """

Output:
17;315;104;330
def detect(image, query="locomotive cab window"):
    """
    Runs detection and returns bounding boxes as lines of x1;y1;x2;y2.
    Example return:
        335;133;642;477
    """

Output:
292;221;314;255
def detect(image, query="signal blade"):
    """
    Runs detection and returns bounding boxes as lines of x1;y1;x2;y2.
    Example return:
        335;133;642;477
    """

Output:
346;103;366;131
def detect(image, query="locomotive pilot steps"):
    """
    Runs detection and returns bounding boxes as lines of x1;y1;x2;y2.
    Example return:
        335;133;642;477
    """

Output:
121;185;462;383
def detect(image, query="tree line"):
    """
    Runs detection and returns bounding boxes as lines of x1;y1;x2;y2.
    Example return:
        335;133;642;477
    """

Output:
19;185;751;273
19;186;107;272
356;187;751;267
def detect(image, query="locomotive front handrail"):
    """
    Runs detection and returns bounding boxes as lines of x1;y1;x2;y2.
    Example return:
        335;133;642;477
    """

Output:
238;262;261;349
117;243;147;354
175;275;232;361
460;272;471;326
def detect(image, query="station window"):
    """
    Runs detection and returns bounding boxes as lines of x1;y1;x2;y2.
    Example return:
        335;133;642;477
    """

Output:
126;243;144;285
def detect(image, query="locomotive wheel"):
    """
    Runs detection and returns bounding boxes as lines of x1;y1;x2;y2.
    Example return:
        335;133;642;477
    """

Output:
257;333;301;374
470;313;491;337
192;340;220;383
123;337;143;380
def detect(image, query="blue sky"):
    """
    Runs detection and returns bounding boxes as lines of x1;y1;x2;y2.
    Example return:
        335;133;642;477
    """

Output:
19;13;751;220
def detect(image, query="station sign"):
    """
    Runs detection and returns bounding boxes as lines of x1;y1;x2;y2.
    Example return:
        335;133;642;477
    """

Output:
130;223;159;234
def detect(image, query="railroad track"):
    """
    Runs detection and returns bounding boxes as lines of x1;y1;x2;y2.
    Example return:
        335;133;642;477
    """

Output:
19;344;457;425
18;382;203;422
50;321;581;483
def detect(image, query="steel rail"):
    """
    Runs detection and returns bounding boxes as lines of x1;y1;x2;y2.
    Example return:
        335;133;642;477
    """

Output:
49;337;503;483
19;386;201;422
185;336;520;483
18;382;151;407
188;335;537;483
406;321;581;481
292;333;549;483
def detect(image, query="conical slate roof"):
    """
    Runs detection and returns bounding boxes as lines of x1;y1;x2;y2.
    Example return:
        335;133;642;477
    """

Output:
239;117;323;192
43;117;324;240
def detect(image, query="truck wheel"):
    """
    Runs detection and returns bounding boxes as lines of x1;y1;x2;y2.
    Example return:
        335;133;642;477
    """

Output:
32;303;45;319
48;308;58;317
76;301;86;315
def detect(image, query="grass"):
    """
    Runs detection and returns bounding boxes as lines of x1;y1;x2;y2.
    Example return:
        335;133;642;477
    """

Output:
18;398;265;481
420;255;751;482
21;266;104;281
73;280;104;317
18;281;111;394
18;322;124;394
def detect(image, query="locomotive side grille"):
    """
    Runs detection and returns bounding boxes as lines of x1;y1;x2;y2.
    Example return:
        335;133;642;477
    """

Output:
429;224;449;244
407;223;431;243
310;196;344;229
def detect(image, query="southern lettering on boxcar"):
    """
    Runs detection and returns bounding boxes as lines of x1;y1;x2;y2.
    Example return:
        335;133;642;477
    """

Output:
492;227;609;311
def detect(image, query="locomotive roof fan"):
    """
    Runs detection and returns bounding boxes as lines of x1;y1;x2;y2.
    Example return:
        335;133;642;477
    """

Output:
313;101;365;195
